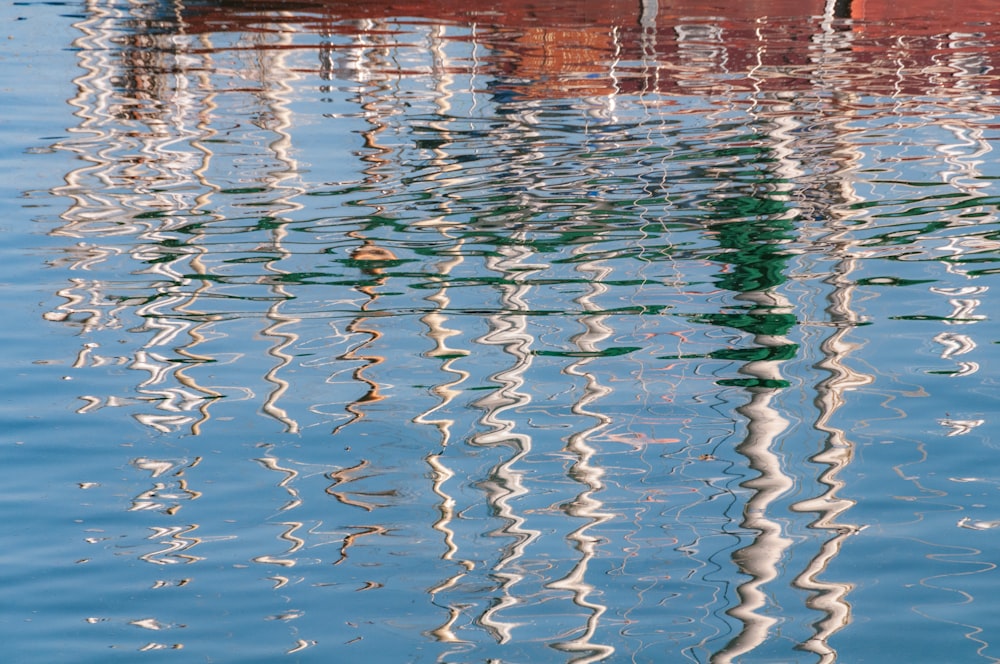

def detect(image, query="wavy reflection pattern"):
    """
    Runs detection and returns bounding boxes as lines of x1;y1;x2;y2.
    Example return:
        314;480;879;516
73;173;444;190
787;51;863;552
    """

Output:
41;0;1000;660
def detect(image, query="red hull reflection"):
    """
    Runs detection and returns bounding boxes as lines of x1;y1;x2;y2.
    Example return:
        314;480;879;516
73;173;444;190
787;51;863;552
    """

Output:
178;0;1000;98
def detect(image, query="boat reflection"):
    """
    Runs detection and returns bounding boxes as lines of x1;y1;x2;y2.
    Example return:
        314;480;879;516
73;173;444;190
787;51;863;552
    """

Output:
38;0;1000;659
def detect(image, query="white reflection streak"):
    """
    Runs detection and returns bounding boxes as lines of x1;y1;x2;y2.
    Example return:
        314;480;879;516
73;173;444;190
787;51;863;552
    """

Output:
46;0;126;341
939;418;985;437
712;31;794;664
413;23;471;451
425;455;471;644
55;0;137;240
472;240;541;643
789;16;868;658
546;247;615;663
53;1;230;433
928;70;992;373
140;525;204;565
466;92;555;642
930;54;992;370
253;454;305;570
932;27;992;195
256;18;306;434
132;455;204;565
412;27;476;645
791;248;868;663
714;365;793;664
129;456;203;515
138;23;226;436
938;118;991;195
330;24;398;437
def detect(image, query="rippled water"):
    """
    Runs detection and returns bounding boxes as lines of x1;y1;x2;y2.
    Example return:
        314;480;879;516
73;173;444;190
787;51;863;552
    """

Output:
4;0;1000;661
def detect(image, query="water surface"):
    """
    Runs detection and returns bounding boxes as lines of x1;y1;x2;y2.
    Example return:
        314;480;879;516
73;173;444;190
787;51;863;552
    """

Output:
3;0;1000;661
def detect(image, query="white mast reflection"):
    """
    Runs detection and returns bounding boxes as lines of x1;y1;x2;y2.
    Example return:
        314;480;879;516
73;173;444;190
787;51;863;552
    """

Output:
787;75;868;664
789;6;869;660
713;4;870;656
928;75;993;379
471;235;541;643
408;23;476;647
546;243;616;664
791;233;869;663
51;0;224;435
713;297;795;664
253;16;306;434
697;20;795;662
50;0;311;435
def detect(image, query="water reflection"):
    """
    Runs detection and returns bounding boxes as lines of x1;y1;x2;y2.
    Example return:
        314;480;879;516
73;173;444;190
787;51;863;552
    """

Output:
26;0;1000;660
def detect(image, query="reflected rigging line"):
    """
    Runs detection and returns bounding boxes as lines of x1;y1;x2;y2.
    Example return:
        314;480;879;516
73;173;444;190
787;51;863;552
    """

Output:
412;23;477;647
713;24;796;664
545;237;616;664
331;25;400;437
255;17;306;434
472;237;541;644
791;10;869;660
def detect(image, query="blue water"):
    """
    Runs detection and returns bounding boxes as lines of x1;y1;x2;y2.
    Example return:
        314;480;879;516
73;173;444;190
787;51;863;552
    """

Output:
3;1;1000;661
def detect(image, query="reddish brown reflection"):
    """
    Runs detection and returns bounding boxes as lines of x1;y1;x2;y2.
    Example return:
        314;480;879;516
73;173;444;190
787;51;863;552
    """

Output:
176;0;1000;98
185;0;999;28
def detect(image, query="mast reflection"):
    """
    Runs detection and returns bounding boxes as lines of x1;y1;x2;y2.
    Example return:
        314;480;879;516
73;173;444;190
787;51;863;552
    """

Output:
546;243;616;664
784;11;870;660
51;0;220;434
50;0;317;435
470;236;541;644
710;4;869;658
407;24;479;649
35;0;1000;659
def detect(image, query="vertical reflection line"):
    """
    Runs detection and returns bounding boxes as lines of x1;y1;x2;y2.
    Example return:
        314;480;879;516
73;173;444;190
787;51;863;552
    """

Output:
258;15;305;434
253;454;304;578
789;11;870;661
334;251;392;435
58;1;236;434
930;80;992;374
715;323;795;664
672;20;761;655
332;20;396;436
546;245;615;663
415;22;467;442
639;0;659;95
472;238;541;644
54;0;224;434
791;238;868;662
55;0;122;242
355;18;394;188
48;0;124;346
467;97;553;642
635;16;692;406
169;28;229;436
136;10;225;436
937;98;991;199
414;24;475;645
132;457;203;565
169;18;248;436
607;25;622;121
712;24;797;663
424;454;471;643
243;20;312;636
